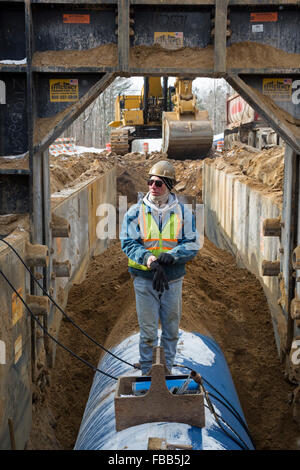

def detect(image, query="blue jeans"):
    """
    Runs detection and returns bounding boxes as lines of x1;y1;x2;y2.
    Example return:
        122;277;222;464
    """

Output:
133;276;183;375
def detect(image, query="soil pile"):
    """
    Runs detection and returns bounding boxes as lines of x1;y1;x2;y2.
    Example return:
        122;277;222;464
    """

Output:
115;151;204;203
27;146;300;451
0;214;29;238
130;44;214;69
0;154;29;170
32;44;118;68
206;143;284;207
129;41;300;70
50;151;116;194
227;41;300;69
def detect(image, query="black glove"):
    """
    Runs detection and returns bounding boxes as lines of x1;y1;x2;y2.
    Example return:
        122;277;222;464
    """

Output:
150;260;169;293
157;253;175;265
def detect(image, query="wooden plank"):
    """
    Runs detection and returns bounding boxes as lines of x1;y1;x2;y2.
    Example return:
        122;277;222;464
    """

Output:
214;0;228;73
226;74;300;155
34;72;116;154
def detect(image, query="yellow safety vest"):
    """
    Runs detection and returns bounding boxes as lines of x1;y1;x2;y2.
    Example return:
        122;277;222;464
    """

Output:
128;203;182;271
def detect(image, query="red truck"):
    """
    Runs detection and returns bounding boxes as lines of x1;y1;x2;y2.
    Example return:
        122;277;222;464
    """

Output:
224;93;283;150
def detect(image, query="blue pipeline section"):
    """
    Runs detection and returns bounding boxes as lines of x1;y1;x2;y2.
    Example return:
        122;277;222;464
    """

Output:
132;377;199;394
74;330;255;450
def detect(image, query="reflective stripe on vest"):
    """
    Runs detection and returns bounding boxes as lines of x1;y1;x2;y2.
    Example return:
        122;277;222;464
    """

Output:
128;203;182;271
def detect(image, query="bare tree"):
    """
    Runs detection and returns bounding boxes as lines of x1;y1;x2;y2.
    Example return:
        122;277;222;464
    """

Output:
193;79;234;135
63;77;133;148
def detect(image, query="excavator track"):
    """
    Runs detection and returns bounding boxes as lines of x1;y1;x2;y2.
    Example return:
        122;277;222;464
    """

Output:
110;128;130;155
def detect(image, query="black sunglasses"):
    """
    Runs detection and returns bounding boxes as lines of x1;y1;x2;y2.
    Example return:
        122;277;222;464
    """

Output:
147;179;163;187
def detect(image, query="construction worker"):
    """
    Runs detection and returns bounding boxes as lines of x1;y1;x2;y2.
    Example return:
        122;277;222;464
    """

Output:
120;160;200;375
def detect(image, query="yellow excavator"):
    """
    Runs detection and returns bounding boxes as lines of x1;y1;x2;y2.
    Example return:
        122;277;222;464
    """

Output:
108;77;213;160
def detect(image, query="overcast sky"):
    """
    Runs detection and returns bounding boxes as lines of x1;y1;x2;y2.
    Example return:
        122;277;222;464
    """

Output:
129;76;226;93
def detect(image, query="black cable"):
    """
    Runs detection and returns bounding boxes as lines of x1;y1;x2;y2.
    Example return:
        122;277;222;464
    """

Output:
202;381;250;450
174;363;254;449
202;376;249;429
174;363;245;423
207;390;254;443
0;268;118;381
205;399;250;450
203;404;246;450
0;237;140;371
174;362;253;440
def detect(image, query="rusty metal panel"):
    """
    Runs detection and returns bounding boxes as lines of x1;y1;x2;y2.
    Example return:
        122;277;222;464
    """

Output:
32;4;117;52
0;74;28;157
0;2;26;61
0;174;30;215
228;6;300;54
131;5;212;48
35;73;102;119
34;72;115;154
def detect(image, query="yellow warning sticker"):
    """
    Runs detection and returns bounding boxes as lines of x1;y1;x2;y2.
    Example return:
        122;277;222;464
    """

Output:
262;78;293;101
12;288;23;326
154;32;183;50
50;79;79;102
14;335;22;364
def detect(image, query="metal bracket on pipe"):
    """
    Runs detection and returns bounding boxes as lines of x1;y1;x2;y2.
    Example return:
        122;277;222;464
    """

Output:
114;346;205;432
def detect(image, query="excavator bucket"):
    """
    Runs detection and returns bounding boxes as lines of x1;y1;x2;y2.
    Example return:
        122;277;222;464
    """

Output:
162;110;213;160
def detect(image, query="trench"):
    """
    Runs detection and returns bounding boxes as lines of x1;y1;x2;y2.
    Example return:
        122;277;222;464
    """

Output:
26;148;299;450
